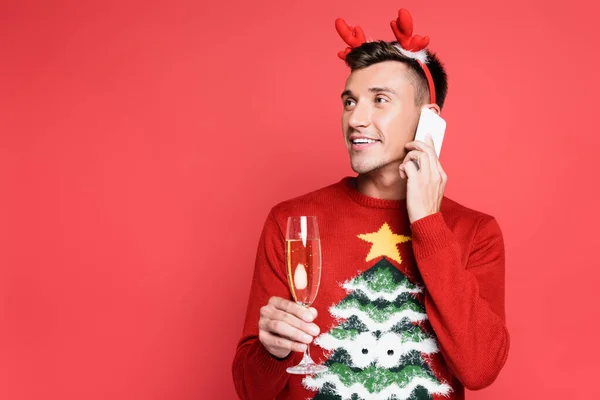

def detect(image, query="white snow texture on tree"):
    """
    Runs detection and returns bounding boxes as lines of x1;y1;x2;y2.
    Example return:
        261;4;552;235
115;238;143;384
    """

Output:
303;257;453;400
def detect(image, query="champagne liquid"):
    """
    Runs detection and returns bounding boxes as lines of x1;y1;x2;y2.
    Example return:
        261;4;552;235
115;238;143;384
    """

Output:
286;239;322;306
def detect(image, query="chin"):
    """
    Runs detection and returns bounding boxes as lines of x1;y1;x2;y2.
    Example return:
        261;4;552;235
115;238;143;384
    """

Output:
350;154;401;175
350;160;383;175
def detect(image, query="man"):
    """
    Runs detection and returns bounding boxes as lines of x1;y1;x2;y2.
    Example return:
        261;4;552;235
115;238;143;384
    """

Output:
232;8;509;400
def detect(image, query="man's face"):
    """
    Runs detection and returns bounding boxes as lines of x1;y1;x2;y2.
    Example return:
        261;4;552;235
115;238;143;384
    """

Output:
341;61;422;175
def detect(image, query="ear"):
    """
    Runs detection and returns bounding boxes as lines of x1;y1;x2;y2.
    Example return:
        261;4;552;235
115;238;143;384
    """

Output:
424;103;441;115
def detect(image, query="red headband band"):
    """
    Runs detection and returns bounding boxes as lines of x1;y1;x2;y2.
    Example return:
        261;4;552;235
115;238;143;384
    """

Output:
335;8;437;105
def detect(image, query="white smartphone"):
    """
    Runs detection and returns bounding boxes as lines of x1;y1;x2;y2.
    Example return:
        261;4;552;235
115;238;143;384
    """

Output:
414;107;446;158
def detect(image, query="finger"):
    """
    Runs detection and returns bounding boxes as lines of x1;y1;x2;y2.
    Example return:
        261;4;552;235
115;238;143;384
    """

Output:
259;330;307;353
405;139;438;174
405;139;433;151
404;156;419;179
438;160;448;185
269;296;315;322
402;150;430;176
259;317;316;344
262;308;320;337
426;134;435;148
401;149;420;168
406;135;435;148
426;135;442;176
399;164;406;179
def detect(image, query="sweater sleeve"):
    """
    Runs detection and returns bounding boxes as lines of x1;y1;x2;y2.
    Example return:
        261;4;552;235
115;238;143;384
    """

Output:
232;210;302;400
410;212;510;391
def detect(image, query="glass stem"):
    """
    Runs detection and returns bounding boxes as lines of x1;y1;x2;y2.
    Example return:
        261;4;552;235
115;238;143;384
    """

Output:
301;343;313;365
299;303;315;365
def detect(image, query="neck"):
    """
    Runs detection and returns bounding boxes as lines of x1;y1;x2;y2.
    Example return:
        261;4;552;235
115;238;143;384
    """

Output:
354;168;407;201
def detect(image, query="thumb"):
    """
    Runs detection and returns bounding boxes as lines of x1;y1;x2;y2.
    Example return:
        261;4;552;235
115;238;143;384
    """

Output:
426;134;434;147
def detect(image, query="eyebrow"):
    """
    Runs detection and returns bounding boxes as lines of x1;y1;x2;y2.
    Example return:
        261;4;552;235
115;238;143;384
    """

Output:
341;86;397;98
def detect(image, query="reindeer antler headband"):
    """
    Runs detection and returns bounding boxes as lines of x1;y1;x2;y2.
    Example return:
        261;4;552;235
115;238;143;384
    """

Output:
335;8;437;105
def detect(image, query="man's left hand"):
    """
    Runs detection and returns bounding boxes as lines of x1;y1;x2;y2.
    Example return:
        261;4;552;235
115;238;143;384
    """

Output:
399;135;448;224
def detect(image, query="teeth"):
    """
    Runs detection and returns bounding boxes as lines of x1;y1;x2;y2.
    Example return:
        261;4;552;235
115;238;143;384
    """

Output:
353;139;376;144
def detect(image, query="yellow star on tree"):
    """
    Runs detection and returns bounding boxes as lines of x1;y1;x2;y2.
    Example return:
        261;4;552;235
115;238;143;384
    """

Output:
357;223;412;264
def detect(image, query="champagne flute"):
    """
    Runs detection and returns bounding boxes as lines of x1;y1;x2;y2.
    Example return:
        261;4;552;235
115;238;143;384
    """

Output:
285;216;327;375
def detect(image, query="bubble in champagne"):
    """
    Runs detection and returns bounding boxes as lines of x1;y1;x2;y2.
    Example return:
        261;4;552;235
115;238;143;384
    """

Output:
294;263;308;290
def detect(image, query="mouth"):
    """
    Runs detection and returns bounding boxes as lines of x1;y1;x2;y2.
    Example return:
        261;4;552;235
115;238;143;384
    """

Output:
349;137;380;151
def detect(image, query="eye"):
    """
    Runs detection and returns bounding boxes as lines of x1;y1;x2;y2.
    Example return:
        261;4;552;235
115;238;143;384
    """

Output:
344;98;356;108
375;332;403;368
375;96;388;104
349;332;377;369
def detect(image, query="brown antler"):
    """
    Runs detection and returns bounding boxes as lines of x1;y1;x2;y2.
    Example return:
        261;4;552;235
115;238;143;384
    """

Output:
335;18;367;60
390;8;430;52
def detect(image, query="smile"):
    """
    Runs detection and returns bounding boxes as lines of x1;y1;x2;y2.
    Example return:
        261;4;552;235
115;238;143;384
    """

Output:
352;138;378;144
350;139;380;151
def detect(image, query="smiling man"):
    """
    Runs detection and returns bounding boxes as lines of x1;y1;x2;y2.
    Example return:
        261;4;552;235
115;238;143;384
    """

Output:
232;8;510;400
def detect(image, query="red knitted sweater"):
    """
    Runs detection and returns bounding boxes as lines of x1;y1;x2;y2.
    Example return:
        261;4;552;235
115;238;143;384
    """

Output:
232;176;510;400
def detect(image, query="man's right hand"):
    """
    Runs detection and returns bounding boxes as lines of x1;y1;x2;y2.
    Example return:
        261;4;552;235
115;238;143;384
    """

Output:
258;296;321;359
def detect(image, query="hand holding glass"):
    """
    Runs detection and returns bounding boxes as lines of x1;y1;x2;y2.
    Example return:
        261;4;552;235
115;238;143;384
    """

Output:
285;216;327;375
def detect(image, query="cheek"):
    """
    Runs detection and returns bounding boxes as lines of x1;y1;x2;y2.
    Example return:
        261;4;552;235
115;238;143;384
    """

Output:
341;113;349;129
375;109;414;143
374;111;401;138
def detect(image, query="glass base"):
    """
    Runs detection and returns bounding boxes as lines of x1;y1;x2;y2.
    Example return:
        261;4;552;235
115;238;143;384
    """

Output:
285;323;327;375
286;363;328;375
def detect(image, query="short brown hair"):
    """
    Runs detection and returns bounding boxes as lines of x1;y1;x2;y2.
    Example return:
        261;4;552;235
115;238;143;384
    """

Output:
344;40;448;109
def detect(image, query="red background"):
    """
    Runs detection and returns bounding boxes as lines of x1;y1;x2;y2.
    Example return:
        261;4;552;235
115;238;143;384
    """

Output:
1;0;598;399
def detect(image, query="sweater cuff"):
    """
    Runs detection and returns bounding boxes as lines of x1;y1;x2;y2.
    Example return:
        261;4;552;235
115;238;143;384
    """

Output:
410;212;452;260
249;340;302;378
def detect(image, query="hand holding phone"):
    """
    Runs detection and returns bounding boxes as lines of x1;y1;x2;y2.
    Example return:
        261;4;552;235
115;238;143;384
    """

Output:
414;107;446;158
400;107;448;223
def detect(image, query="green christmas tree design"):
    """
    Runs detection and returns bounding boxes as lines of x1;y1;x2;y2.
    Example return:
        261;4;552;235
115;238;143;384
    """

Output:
303;257;452;400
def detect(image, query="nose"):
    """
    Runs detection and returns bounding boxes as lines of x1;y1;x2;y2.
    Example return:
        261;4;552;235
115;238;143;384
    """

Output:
348;101;371;129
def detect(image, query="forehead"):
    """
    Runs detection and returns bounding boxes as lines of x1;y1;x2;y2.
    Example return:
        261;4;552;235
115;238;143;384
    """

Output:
344;61;413;94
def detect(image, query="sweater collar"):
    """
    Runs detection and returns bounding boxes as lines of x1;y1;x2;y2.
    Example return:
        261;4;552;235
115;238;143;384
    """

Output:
339;176;408;209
